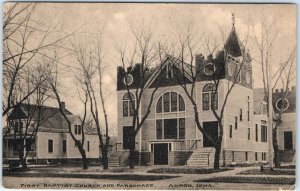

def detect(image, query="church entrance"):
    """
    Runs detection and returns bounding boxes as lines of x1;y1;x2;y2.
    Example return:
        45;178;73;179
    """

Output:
154;143;168;165
123;126;134;150
203;121;218;147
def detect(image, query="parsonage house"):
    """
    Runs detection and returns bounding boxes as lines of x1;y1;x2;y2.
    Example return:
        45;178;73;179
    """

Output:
3;102;99;164
115;23;295;167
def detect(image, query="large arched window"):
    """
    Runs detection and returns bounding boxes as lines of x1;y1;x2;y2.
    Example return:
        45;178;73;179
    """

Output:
123;93;135;117
202;83;218;110
155;92;185;140
156;92;185;113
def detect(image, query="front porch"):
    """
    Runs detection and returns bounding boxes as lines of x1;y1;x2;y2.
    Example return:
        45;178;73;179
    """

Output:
3;138;37;163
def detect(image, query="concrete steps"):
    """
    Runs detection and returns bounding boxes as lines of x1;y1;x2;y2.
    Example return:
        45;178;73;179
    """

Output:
108;151;129;167
186;148;215;167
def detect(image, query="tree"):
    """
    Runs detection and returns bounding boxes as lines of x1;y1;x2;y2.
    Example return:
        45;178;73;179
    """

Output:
3;3;75;117
251;9;296;167
5;62;53;170
70;32;111;169
50;81;89;169
115;22;164;168
173;20;249;169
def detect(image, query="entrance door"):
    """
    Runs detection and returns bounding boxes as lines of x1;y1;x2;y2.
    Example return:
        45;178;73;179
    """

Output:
154;143;168;165
203;121;218;147
123;126;134;149
284;131;293;150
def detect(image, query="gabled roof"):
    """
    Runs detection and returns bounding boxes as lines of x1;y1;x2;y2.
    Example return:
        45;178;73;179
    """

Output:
145;55;194;88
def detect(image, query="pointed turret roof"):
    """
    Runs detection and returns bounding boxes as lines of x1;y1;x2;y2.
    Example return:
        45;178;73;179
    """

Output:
224;14;244;57
224;26;244;57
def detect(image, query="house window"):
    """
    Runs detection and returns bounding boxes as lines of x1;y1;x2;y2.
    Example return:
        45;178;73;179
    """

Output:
245;152;248;161
255;152;258;161
48;140;53;153
123;93;135;117
255;124;258;142
262;152;266;161
232;151;235;162
261;124;267;142
156;120;163;139
87;141;90;152
240;109;243;121
229;125;233;138
202;83;218;110
75;140;81;147
75;125;78;134
78;125;81;135
63;140;67;153
235;116;238;129
247;128;250;140
247;101;250;121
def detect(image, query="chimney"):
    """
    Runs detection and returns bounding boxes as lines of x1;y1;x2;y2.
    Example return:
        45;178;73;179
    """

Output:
280;88;284;93
60;102;65;110
275;89;279;93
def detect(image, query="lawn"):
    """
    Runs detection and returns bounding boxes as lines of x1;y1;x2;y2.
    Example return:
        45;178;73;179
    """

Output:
195;176;295;185
147;167;232;174
3;171;180;181
238;168;295;175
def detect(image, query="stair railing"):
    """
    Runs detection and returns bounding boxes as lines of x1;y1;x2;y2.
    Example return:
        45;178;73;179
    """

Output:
118;149;128;166
109;143;121;152
185;140;199;165
207;147;214;166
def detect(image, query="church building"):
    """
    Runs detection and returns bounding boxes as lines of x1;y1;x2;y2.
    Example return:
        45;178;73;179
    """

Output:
115;21;270;167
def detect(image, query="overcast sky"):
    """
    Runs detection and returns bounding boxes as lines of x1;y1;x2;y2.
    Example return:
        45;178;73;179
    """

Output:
5;3;296;134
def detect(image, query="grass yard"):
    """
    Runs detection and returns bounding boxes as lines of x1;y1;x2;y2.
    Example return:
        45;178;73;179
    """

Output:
147;167;232;174
238;168;295;175
195;176;295;185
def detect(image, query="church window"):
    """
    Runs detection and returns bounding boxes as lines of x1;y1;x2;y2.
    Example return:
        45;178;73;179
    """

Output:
123;93;135;117
156;97;162;113
155;92;185;140
156;120;163;139
202;83;218;110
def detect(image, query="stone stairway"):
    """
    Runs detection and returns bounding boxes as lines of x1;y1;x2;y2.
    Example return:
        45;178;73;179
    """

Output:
108;150;129;167
186;148;215;167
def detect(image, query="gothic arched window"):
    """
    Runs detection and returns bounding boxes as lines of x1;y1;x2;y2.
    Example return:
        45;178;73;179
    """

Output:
202;83;218;110
123;93;135;117
156;92;185;113
155;92;185;140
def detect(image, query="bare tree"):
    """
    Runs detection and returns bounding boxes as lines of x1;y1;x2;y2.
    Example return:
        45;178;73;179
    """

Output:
115;22;164;169
173;20;249;169
4;62;53;170
70;32;111;169
3;3;76;117
50;81;89;169
251;9;296;167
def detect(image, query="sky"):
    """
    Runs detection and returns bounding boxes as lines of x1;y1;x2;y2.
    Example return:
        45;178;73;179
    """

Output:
3;3;296;135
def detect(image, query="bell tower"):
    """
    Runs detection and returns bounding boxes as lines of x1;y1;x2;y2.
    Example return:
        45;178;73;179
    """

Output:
224;13;253;89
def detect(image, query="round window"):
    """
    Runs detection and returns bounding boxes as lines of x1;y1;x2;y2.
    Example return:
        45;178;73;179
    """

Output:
123;74;133;85
204;63;215;76
276;98;289;111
